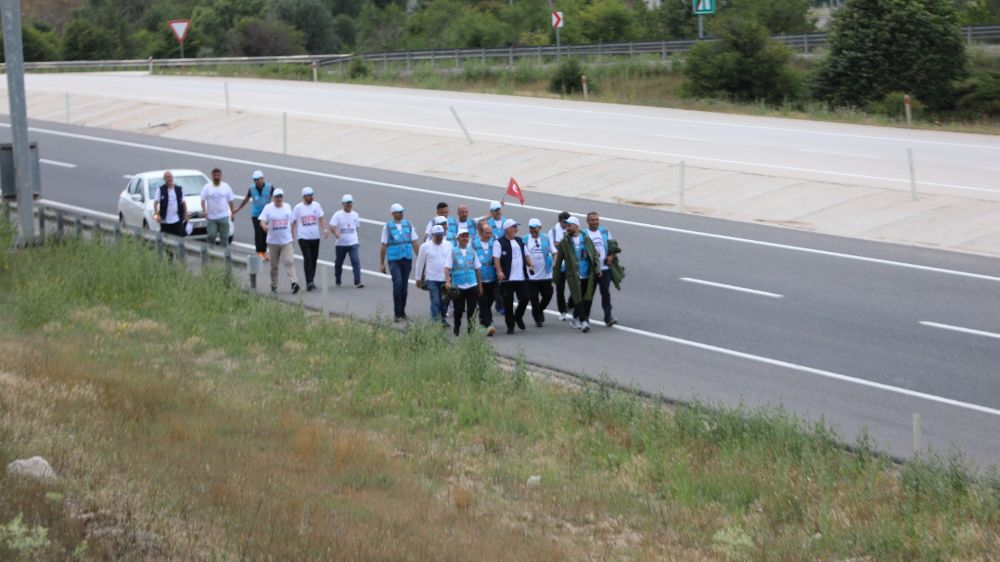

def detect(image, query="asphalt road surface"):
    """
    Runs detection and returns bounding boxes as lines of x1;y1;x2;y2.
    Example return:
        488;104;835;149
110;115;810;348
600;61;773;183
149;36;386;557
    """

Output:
17;72;1000;195
4;118;1000;469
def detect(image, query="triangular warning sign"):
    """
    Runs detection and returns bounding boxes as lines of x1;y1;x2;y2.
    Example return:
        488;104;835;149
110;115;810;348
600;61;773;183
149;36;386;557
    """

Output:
169;19;190;43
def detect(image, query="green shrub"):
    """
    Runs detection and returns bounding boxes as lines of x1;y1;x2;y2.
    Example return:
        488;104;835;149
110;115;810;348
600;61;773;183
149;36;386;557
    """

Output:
868;92;926;119
460;59;495;82
348;58;370;79
548;58;586;95
511;59;543;83
953;71;1000;117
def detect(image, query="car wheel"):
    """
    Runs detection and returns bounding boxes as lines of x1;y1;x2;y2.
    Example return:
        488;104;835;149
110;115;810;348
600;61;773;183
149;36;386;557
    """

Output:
142;220;150;231
228;235;234;245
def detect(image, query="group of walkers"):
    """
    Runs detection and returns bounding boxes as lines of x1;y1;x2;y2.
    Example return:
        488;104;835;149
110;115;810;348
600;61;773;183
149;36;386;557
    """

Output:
153;168;624;336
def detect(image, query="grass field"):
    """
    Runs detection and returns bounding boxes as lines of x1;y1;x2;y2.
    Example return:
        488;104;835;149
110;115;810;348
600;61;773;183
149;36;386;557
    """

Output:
1;226;998;560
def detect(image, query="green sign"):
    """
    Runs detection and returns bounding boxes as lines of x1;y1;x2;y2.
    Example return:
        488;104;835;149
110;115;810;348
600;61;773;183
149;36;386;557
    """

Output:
693;0;716;15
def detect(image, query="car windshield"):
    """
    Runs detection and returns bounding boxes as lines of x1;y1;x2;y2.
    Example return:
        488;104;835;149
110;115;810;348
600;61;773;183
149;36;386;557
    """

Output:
148;175;207;198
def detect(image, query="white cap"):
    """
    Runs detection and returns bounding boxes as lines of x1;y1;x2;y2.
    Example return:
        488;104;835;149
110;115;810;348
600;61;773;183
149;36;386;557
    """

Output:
457;227;470;236
566;216;580;226
342;194;353;203
390;203;404;213
502;219;519;230
528;218;542;228
434;216;448;225
273;188;285;197
490;201;502;211
301;186;315;196
431;225;445;235
251;170;264;180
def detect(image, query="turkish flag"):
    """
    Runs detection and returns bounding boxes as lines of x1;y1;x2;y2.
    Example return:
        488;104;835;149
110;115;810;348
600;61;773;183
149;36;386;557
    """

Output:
506;177;525;205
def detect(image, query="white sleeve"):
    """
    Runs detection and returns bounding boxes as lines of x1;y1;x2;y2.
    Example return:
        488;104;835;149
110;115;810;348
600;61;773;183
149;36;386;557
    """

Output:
226;185;235;201
414;243;428;277
607;230;614;240
380;225;389;245
409;228;418;241
259;207;269;223
425;220;433;235
291;205;300;224
200;185;209;202
492;240;502;259
445;250;454;270
316;204;324;218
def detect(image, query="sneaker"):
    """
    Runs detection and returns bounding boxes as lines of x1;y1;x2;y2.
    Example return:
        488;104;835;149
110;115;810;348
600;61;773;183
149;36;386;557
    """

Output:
355;283;365;289
515;318;526;330
560;312;571;322
535;321;544;328
581;321;591;333
394;316;403;323
441;320;451;328
506;327;516;335
496;305;506;315
291;283;301;294
307;283;317;292
571;318;582;330
485;325;496;337
605;317;618;327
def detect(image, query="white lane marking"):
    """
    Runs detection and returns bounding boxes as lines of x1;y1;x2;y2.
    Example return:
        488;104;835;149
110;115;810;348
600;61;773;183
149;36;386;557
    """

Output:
920;321;1000;340
17;124;1000;284
32;197;1000;418
652;133;709;142
40;158;77;168
799;149;879;160
526;121;581;129
680;277;783;298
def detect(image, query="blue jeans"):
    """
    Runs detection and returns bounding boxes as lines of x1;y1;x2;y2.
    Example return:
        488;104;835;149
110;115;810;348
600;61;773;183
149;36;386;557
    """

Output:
335;244;361;285
388;258;411;319
427;280;445;321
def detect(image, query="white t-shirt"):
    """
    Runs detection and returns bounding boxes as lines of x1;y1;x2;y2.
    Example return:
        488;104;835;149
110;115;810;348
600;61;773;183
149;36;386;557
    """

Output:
292;202;324;240
525;235;555;281
163;187;180;224
259;203;294;246
416;240;453;282
493;238;526;282
200;182;235;220
446;246;482;289
380;221;418;245
332;210;361;246
549;224;565;245
586;228;614;271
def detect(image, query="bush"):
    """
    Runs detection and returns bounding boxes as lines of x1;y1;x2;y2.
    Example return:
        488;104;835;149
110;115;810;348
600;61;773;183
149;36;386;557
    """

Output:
868;92;926;120
0;25;61;62
953;71;1000;117
683;16;803;104
62;19;120;60
548;58;586;95
348;58;370;79
812;0;967;110
234;18;307;57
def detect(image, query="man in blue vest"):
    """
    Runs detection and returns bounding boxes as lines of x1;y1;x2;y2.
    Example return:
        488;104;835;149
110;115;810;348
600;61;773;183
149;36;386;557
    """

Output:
493;219;535;335
233;170;273;260
457;204;477;234
472;221;498;336
524;218;555;328
380;203;420;322
585;212;618;327
444;227;483;337
424;202;459;244
549;211;572;321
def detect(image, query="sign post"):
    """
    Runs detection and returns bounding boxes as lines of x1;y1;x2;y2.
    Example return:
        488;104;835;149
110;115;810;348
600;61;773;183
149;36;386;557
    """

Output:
2;0;35;246
168;19;191;58
692;0;715;39
552;11;564;61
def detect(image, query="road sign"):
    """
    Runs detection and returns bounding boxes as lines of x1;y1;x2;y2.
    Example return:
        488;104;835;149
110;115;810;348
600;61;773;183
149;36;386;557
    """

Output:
168;19;190;44
551;11;564;29
693;0;715;15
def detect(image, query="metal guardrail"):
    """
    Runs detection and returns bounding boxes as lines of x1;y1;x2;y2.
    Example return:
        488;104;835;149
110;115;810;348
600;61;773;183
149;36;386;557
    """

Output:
8;25;999;73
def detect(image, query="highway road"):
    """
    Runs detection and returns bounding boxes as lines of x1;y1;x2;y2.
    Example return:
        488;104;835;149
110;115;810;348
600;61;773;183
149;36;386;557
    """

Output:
3;118;1000;468
16;73;1000;196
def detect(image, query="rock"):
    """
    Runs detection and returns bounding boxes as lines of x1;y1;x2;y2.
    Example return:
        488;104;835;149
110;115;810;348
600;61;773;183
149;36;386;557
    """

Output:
6;456;57;480
526;475;541;487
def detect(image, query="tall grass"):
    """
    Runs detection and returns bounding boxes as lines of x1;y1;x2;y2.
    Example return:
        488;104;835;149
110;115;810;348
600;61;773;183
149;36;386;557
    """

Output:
0;233;997;560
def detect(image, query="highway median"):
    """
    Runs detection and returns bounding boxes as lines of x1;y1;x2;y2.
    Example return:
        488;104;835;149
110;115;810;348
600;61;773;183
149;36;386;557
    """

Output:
1;226;998;560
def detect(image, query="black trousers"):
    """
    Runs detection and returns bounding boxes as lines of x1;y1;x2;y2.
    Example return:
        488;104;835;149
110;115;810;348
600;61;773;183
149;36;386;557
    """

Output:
298;238;320;285
527;279;553;324
251;214;266;253
160;221;186;237
554;273;568;314
574;277;592;322
500;281;529;330
596;270;613;321
479;281;496;327
452;286;479;336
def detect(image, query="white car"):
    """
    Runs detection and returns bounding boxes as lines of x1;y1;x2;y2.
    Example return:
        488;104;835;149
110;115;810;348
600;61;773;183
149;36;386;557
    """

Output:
117;169;233;241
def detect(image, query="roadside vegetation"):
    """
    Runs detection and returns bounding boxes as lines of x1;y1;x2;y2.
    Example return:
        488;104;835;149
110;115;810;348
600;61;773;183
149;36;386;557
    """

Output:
1;221;999;560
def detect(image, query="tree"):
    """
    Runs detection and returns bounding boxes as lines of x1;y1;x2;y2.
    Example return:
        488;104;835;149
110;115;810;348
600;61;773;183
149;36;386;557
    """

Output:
62;18;120;60
646;0;698;40
953;0;1000;25
234;18;307;56
0;25;61;61
683;16;802;103
714;0;816;34
813;0;966;110
578;0;638;43
355;1;406;52
275;0;336;53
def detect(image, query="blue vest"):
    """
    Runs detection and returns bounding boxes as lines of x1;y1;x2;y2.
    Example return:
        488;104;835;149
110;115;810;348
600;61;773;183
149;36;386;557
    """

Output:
446;216;459;244
590;226;610;269
385;220;414;261
472;236;497;283
487;216;504;240
572;234;591;278
249;182;273;217
522;233;553;275
450;246;478;287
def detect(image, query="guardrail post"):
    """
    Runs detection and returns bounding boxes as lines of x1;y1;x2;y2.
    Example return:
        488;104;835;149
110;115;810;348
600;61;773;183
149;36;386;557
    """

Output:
224;81;230;116
201;243;209;266
628;43;634;58
455;49;460;69
538;45;542;64
112;221;120;242
405;51;411;71
678;161;686;214
132;226;141;240
431;50;436;69
56;211;64;241
177;237;185;264
508;46;513;67
224;248;232;277
481;48;486;63
37;210;46;245
912;413;923;454
148;56;153;75
320;261;330;316
156;231;164;260
248;254;260;290
907;148;918;201
581;75;589;101
74;216;82;237
661;41;666;60
383;51;388;72
2;201;9;223
65;92;70;124
312;61;318;82
803;33;809;53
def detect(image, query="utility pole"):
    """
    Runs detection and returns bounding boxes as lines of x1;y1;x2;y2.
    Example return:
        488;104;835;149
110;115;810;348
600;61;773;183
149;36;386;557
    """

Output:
1;0;34;246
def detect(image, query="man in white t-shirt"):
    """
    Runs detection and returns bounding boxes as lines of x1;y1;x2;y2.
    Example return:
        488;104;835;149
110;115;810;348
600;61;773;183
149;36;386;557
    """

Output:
492;219;534;335
549;211;572;321
199;168;235;248
524;218;556;328
259;188;300;294
414;224;453;325
585;211;617;326
444;227;482;336
291;187;326;292
331;194;364;288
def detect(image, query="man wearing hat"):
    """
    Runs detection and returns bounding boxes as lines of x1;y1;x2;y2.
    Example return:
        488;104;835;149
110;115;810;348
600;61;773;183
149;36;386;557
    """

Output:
444;227;483;336
485;201;505;240
472;221;498;336
380;204;420;322
549;211;572;321
234;170;274;260
259;188;300;294
414;224;453;325
524;218;556;328
424;202;459;244
553;216;599;333
291;187;326;292
331;194;364;289
492;219;534;335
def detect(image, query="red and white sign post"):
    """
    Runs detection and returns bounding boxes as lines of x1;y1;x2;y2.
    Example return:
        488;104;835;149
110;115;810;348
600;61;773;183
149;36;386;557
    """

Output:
552;11;564;60
903;94;913;127
168;19;191;59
